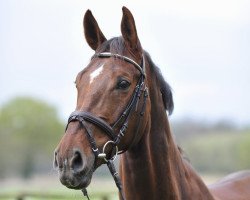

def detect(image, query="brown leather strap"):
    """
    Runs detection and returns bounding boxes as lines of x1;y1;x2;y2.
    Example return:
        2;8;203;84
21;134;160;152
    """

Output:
68;111;116;140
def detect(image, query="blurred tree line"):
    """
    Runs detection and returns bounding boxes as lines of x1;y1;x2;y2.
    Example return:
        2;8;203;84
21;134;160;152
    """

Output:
172;119;250;174
0;96;249;179
0;97;64;178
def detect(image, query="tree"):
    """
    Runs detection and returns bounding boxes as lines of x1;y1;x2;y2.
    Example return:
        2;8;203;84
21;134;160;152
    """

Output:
0;97;64;178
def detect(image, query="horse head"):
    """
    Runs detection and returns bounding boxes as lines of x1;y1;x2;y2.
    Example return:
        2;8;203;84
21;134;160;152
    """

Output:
54;7;153;190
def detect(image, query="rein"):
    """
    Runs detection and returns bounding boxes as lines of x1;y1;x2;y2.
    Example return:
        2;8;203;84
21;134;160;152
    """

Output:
65;52;148;200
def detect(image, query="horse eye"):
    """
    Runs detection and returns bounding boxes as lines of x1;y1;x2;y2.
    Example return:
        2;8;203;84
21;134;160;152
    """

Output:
117;80;131;90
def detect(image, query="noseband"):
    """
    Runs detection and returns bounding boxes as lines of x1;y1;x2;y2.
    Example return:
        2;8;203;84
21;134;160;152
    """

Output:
65;52;148;200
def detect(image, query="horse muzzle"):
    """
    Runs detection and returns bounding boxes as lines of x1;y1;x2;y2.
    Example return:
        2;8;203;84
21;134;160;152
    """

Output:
54;148;95;189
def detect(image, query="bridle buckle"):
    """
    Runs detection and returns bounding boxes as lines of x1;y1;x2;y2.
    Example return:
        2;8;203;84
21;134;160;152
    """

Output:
97;153;106;159
100;140;118;162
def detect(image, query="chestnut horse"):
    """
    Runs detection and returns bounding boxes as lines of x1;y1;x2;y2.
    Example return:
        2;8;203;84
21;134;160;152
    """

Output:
54;7;250;200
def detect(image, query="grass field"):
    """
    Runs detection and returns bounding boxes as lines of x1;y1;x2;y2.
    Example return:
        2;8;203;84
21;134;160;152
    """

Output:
0;174;118;200
0;173;222;200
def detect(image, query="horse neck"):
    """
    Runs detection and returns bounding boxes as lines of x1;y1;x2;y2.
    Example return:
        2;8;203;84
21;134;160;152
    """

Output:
120;69;215;200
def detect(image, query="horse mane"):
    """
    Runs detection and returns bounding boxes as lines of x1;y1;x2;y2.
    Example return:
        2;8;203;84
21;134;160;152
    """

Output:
143;51;174;115
96;37;174;115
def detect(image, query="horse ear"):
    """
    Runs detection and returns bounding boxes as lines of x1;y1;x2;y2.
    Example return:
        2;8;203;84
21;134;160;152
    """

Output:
83;10;107;51
121;7;142;57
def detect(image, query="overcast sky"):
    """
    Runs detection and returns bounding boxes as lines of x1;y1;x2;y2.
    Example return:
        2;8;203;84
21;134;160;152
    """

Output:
0;0;250;126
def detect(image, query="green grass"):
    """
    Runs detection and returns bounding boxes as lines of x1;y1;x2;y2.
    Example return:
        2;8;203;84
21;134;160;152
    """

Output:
0;175;222;200
0;177;118;200
0;189;117;200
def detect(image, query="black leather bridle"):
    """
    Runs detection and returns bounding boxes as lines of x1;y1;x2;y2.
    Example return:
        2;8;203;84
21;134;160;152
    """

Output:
65;52;148;200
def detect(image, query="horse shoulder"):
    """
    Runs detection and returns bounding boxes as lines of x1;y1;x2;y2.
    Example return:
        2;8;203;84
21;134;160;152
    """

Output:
208;170;250;200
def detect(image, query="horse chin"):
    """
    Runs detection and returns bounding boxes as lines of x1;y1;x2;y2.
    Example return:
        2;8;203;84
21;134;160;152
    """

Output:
58;157;95;190
60;169;94;190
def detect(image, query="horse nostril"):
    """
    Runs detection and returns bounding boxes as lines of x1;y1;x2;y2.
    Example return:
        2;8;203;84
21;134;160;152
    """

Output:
71;150;85;173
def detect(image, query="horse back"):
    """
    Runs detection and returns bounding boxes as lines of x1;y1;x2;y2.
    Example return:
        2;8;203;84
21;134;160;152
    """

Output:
209;170;250;200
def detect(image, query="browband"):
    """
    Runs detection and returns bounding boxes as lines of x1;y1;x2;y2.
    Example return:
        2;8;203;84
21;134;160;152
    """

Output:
93;52;146;77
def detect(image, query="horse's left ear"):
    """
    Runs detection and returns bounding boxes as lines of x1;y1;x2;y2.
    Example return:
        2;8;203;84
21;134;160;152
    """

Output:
121;7;142;58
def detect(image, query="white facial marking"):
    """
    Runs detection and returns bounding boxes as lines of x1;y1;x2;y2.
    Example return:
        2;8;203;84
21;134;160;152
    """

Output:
90;64;104;84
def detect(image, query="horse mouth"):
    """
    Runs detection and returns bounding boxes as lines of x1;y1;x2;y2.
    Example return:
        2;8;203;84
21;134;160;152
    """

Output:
59;167;94;190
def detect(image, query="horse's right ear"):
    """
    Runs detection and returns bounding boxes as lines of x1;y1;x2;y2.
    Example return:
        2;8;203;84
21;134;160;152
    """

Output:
83;10;107;51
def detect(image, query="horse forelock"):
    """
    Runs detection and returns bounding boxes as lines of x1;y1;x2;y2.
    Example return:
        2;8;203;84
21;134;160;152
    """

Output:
96;37;126;55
